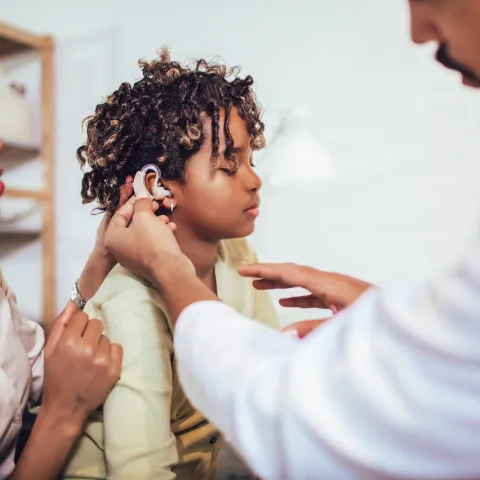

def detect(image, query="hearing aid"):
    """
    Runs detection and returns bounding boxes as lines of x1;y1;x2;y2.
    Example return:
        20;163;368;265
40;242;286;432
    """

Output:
133;164;172;200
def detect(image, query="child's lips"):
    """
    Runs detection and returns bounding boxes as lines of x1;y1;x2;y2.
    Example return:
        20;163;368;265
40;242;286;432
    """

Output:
244;205;260;217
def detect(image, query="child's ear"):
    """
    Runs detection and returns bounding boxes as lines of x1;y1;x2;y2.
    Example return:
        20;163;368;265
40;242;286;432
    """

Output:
144;172;157;195
159;179;181;212
160;179;179;199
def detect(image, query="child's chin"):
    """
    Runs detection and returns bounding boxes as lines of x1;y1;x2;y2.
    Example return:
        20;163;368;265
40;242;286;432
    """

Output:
224;223;256;239
238;223;256;238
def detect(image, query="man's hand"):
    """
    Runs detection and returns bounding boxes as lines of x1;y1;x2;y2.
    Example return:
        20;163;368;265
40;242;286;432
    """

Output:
105;197;191;284
42;311;123;426
239;263;372;313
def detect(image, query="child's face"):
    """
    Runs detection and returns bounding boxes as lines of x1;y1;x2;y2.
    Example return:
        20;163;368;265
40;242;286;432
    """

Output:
166;107;262;241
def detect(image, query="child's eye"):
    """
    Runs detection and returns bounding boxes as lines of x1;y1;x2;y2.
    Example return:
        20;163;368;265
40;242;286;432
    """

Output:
220;168;236;176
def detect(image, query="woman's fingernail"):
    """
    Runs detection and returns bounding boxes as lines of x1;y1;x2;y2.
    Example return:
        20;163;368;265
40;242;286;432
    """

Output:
284;329;300;338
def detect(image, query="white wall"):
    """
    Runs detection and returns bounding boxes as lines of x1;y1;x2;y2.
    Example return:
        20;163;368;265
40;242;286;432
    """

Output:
2;0;480;325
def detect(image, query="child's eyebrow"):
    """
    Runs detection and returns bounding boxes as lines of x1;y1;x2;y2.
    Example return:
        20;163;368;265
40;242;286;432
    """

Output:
219;144;250;156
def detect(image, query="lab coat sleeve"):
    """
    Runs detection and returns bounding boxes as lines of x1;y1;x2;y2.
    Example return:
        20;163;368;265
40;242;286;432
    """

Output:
174;245;480;479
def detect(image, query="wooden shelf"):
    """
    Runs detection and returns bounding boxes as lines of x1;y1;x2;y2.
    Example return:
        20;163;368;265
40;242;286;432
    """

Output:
0;229;41;240
3;188;47;201
0;209;42;242
0;22;56;320
1;141;41;161
0;22;43;57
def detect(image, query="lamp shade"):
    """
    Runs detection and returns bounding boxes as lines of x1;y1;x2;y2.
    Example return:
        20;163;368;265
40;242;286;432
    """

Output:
257;108;336;186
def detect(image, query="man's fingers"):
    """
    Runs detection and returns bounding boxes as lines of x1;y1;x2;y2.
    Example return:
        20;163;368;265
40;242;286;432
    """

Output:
239;263;284;281
283;319;329;339
134;197;157;215
239;263;305;290
279;294;327;309
252;279;289;290
157;215;177;232
110;195;136;233
118;176;134;207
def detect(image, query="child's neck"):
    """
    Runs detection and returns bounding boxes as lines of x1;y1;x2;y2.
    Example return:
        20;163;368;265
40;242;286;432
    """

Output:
174;226;219;293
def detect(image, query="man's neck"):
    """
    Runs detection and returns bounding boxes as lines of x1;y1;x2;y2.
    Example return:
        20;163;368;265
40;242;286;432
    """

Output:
173;225;218;289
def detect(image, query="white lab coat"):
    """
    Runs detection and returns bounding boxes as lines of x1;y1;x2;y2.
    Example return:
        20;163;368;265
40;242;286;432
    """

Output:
174;241;480;479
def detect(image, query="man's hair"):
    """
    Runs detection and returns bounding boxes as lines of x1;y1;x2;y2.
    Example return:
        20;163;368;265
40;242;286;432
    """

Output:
78;47;265;213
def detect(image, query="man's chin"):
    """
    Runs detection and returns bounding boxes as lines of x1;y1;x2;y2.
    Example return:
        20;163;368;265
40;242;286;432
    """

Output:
461;75;480;88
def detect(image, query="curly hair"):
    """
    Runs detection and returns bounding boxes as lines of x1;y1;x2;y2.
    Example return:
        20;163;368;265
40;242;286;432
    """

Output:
77;47;266;213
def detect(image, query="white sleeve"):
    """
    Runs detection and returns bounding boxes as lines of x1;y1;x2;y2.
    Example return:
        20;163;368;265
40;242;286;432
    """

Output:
174;247;480;479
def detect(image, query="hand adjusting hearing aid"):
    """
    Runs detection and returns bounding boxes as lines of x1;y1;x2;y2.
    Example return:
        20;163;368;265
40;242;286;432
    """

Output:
133;164;172;200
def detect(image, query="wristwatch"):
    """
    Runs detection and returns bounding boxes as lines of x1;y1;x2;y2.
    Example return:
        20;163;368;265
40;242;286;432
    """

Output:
70;280;88;310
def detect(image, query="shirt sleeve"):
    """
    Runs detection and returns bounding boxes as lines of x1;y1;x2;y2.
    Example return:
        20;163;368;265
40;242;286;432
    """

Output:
174;244;480;479
100;290;178;480
0;271;44;404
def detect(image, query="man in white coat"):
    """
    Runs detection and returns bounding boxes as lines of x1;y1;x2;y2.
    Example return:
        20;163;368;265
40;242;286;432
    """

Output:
105;1;480;478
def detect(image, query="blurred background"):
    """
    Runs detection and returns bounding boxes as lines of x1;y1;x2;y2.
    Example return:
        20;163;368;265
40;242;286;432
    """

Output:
2;0;480;477
3;0;480;327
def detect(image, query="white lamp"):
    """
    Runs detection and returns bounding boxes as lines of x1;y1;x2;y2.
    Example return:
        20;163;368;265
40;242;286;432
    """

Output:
257;107;336;186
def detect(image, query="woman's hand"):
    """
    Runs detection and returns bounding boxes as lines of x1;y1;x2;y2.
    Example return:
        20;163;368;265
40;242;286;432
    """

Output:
11;311;122;480
43;179;135;333
43;310;122;423
75;179;134;301
89;177;134;265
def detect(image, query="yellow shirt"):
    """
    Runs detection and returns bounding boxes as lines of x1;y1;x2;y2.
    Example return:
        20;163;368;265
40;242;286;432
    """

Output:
62;239;279;480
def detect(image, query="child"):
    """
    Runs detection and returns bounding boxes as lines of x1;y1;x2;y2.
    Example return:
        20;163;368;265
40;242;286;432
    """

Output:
62;48;279;479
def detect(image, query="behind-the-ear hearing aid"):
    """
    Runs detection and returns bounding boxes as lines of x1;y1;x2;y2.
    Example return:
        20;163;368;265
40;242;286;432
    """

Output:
133;164;172;200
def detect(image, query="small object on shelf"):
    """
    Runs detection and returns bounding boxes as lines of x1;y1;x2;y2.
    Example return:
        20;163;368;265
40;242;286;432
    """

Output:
0;66;34;144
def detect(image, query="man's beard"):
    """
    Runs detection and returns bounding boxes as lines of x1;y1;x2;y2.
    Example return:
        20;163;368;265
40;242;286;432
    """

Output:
436;43;480;87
